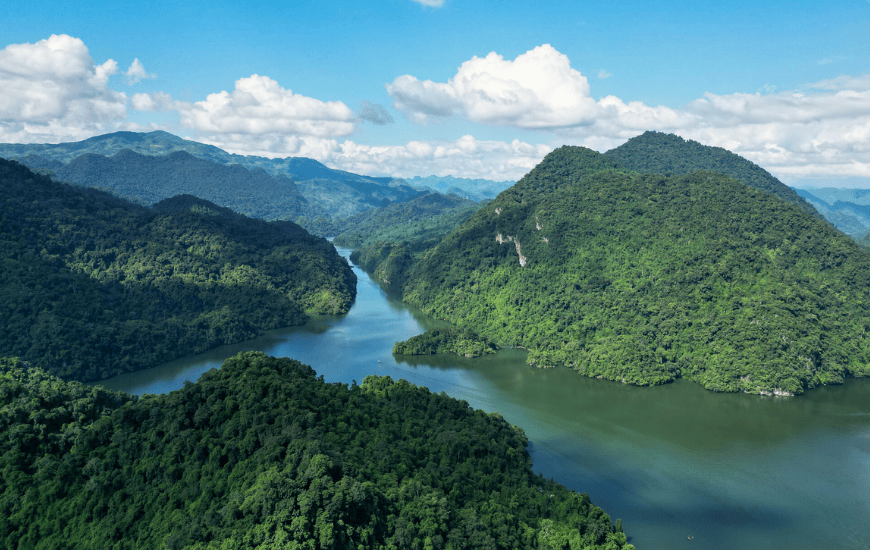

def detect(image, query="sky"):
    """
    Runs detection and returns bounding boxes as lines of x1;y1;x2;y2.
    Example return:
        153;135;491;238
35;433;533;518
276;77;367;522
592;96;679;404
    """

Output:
2;0;869;186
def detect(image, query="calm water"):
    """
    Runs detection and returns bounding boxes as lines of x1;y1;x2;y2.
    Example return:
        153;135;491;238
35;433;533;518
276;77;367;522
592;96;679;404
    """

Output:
98;249;870;550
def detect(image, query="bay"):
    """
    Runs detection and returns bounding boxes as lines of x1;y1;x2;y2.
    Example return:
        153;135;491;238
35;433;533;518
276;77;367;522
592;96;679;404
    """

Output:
98;248;870;550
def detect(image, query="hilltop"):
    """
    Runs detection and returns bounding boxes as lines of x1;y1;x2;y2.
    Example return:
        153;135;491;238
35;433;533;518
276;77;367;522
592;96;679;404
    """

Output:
399;146;870;395
0;352;633;549
0;159;355;382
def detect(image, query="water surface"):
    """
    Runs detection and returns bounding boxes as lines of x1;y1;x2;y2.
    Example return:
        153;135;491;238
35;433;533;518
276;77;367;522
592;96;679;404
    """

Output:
99;249;870;550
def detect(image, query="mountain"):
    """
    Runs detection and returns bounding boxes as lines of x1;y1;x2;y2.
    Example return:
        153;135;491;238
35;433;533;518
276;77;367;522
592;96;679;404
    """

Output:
0;158;355;382
604;131;821;219
50;148;310;219
332;192;481;248
399;146;870;395
404;175;515;202
793;187;870;237
0;352;632;550
0;131;423;218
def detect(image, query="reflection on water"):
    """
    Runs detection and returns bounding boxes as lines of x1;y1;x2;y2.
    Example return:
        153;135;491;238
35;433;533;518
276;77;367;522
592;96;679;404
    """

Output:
97;248;870;550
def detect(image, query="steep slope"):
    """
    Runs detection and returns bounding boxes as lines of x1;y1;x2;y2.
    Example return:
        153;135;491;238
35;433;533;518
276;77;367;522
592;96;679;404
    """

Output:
54;149;309;219
333;192;480;248
0;131;422;218
604;131;820;219
403;146;870;395
0;159;355;382
0;353;632;550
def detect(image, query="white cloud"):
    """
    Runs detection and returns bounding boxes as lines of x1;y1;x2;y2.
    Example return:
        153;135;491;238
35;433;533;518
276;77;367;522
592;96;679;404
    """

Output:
125;58;155;85
411;0;445;6
598;69;612;79
131;91;176;112
177;74;356;138
358;100;394;125
387;44;599;128
0;34;127;142
193;132;549;181
389;43;870;182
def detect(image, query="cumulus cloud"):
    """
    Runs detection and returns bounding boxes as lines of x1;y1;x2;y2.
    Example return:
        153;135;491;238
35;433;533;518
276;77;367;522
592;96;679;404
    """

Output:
177;74;356;138
358;100;394;125
125;58;155;85
0;34;127;142
131;91;177;112
388;44;599;128
388;43;870;182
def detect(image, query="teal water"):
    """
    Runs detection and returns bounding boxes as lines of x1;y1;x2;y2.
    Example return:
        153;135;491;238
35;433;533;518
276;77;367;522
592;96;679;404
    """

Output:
98;249;870;550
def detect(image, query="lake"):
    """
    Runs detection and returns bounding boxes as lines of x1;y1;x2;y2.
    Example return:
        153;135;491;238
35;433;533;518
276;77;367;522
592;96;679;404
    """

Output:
98;248;870;550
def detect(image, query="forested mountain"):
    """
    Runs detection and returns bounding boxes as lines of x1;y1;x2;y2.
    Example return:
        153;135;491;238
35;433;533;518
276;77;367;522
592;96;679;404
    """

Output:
404;175;515;202
398;146;870;395
0;131;423;218
604;131;820;219
0;352;632;550
331;192;481;248
50;149;311;220
0;159;355;382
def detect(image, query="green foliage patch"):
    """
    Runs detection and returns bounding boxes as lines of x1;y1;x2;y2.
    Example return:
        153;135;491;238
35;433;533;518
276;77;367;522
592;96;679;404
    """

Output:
0;353;632;550
394;327;499;358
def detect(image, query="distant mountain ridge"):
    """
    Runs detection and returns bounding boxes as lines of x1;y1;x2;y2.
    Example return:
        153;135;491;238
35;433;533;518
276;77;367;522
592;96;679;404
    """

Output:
404;175;514;202
0;131;422;218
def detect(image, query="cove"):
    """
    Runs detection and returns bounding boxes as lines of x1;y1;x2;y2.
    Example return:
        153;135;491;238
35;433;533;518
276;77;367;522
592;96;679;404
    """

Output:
98;248;870;550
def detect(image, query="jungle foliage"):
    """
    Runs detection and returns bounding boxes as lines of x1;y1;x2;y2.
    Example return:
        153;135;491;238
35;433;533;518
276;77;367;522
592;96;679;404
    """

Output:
0;159;356;382
604;131;820;219
393;327;499;358
400;146;870;395
0;353;632;550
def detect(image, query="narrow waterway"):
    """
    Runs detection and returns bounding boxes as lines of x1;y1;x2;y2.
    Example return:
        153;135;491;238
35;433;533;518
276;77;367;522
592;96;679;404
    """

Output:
99;248;870;550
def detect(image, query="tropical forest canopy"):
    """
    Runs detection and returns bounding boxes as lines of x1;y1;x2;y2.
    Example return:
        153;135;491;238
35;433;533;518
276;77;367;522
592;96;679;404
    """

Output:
388;144;870;395
0;352;633;550
0;158;355;382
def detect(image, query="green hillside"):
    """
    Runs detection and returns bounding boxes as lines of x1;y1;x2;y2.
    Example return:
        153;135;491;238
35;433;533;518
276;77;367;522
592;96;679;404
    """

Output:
333;192;481;248
604;131;820;219
53;149;310;219
0;353;632;550
0;159;355;382
401;146;870;395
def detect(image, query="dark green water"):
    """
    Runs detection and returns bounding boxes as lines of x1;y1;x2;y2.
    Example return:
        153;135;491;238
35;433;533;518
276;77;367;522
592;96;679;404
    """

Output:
98;249;870;550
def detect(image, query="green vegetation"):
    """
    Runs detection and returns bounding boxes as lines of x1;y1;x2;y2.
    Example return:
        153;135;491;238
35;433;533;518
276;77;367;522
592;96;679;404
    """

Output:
333;192;481;249
0;159;355;382
398;146;870;395
51;149;313;220
394;327;499;358
1;130;422;220
604;131;820;219
404;175;515;202
0;353;632;550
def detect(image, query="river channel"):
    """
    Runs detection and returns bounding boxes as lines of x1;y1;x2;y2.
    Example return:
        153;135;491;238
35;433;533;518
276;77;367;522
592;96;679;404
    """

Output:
98;248;870;550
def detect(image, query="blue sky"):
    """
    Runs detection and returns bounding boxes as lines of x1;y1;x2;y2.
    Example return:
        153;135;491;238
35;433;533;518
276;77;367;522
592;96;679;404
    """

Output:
2;0;869;185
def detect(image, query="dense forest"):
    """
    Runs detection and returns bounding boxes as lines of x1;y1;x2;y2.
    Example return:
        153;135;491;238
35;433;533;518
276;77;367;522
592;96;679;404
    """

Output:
604;131;820;219
397;146;870;395
0;159;355;382
0;353;633;550
394;327;500;358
